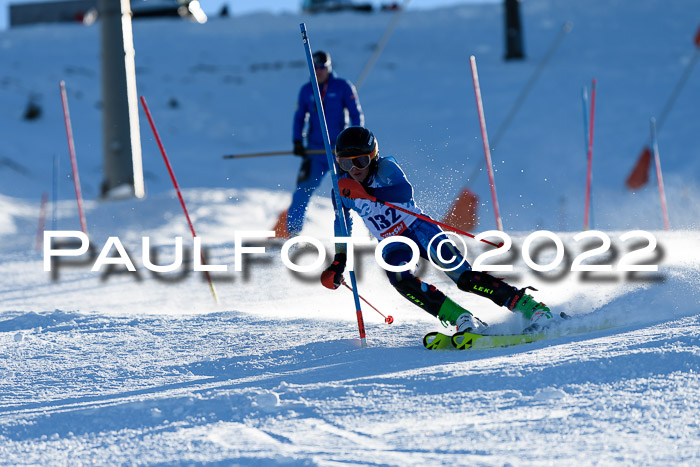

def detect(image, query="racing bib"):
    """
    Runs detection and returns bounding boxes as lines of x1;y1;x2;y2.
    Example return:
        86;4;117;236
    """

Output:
353;199;419;239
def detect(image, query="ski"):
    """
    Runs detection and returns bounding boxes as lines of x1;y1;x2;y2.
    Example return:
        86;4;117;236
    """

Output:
423;312;572;350
423;330;544;350
452;331;544;350
422;331;456;350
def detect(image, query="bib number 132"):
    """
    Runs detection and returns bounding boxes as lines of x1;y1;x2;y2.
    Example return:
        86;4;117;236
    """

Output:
367;208;401;231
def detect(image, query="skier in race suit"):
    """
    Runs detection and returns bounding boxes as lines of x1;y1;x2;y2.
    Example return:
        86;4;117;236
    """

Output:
320;126;554;333
286;50;364;237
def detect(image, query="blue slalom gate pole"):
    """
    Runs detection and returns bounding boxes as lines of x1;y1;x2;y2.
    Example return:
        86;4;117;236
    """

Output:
300;23;367;346
582;86;593;229
583;79;597;231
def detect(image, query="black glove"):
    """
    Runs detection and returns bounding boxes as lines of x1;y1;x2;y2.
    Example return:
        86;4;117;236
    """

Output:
293;140;306;157
321;253;346;290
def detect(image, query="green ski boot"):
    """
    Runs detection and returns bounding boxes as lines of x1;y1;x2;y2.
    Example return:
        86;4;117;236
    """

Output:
508;289;553;332
436;297;486;332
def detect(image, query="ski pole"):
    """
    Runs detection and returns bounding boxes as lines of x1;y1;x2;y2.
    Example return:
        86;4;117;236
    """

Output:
301;22;368;346
342;281;394;324
222;149;326;159
140;96;219;305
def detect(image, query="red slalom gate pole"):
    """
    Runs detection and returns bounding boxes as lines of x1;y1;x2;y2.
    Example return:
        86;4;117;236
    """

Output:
343;281;394;324
465;22;573;188
583;79;597;231
59;81;88;234
469;56;503;231
140;96;219;304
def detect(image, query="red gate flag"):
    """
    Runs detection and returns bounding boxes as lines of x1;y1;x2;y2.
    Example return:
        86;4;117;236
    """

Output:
443;188;479;232
625;146;652;189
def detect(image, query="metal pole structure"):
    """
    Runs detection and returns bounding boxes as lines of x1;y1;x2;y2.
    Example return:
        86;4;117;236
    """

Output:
99;0;145;199
470;55;503;231
301;22;367;347
650;118;670;230
504;0;526;60
222;149;325;160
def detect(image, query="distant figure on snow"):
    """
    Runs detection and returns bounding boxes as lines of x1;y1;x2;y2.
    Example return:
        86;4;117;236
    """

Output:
320;126;559;335
274;50;364;238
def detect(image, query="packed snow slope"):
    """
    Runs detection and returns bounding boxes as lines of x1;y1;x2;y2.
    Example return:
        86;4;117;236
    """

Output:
1;0;700;465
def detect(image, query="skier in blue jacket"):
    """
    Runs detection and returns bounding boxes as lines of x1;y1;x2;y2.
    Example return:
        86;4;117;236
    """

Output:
285;51;364;237
320;126;555;333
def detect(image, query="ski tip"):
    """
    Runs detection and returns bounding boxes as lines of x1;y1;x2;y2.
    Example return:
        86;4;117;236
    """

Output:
423;332;454;350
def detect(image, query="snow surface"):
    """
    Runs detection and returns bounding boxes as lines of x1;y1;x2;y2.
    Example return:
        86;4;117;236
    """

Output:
1;0;700;464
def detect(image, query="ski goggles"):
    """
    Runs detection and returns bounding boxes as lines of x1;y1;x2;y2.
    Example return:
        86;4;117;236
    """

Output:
336;147;377;171
337;154;371;171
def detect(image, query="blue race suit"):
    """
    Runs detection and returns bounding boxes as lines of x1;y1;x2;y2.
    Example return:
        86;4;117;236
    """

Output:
288;73;363;235
332;157;518;317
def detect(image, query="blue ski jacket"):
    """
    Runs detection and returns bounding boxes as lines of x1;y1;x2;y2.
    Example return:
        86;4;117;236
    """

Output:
332;157;421;240
293;74;364;149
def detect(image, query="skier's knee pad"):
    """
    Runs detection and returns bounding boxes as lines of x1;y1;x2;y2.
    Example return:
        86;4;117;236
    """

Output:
457;271;515;306
383;245;418;286
383;245;446;315
383;243;415;269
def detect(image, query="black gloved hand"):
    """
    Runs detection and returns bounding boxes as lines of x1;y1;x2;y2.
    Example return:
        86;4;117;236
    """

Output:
293;140;306;157
321;253;346;290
